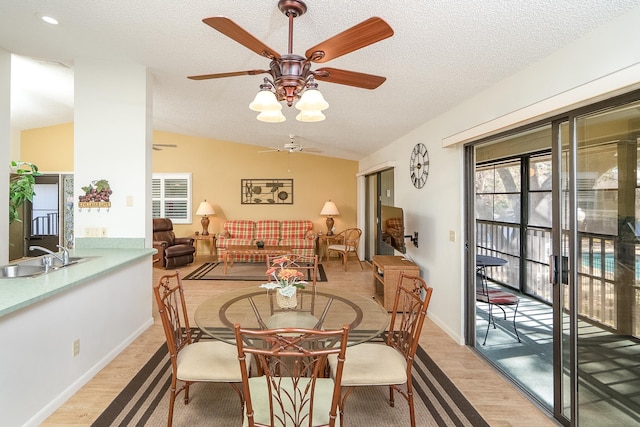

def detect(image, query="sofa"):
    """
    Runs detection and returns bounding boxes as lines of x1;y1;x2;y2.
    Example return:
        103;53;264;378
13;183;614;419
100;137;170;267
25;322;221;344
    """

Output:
152;218;196;268
216;220;316;262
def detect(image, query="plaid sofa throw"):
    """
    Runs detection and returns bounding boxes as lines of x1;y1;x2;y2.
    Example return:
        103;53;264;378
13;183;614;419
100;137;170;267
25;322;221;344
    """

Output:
216;220;317;261
280;220;315;257
255;220;280;245
218;220;255;246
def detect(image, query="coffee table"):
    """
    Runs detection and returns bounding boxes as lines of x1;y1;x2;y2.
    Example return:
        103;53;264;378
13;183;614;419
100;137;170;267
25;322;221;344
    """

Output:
223;245;292;274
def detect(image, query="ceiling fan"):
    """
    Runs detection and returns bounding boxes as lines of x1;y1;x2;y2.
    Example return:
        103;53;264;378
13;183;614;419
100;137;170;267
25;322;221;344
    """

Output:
152;144;177;151
188;0;394;121
259;134;321;153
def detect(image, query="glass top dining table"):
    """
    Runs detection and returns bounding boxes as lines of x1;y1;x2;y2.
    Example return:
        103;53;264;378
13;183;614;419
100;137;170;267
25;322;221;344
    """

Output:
194;286;390;345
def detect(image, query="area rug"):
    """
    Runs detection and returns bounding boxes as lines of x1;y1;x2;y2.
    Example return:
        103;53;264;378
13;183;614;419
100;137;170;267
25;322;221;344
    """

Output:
183;262;328;282
92;329;488;427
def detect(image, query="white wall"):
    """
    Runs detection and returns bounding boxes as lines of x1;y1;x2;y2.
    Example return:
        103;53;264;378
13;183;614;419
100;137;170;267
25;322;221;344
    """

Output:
0;49;10;264
359;6;640;344
74;59;152;241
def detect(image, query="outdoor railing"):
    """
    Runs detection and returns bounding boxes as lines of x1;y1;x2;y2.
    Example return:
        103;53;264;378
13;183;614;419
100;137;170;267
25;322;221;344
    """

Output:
477;220;639;337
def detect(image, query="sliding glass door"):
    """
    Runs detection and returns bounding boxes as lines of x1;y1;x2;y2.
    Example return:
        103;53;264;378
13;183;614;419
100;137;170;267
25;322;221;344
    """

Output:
469;91;640;426
568;101;640;425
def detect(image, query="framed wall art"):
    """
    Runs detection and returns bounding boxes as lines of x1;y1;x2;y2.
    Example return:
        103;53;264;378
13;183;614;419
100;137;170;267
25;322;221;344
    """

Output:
241;179;293;205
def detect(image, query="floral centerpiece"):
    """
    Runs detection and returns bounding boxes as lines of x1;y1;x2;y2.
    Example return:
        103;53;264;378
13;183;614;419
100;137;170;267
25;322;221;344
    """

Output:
260;256;307;308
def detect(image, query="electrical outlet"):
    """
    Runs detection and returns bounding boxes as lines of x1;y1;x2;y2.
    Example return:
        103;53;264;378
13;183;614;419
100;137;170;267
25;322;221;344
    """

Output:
449;230;456;242
85;227;99;237
73;339;80;357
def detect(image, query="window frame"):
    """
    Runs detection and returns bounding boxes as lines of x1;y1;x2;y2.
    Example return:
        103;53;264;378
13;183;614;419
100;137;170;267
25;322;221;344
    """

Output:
152;173;192;224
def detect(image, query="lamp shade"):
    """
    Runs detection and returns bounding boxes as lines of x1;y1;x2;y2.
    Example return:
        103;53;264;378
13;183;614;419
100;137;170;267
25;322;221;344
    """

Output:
249;90;282;112
320;201;340;216
295;88;329;111
257;110;287;123
196;201;215;216
296;109;325;122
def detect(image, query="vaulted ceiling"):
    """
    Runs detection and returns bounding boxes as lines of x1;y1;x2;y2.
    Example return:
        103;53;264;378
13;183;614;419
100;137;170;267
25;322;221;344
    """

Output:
2;1;639;160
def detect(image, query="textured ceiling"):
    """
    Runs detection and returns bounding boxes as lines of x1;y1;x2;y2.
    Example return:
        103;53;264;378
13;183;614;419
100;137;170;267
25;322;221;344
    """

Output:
2;1;639;160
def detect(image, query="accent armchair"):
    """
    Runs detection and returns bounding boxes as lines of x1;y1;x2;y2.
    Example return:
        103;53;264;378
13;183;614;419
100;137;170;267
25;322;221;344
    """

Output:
153;218;196;268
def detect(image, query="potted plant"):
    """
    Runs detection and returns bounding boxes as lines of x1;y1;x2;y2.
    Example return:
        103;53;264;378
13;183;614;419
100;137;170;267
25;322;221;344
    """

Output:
260;256;307;308
9;161;41;224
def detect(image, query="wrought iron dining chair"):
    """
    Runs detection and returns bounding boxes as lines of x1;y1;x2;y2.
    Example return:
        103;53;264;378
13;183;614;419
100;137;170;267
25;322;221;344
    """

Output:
234;324;350;427
153;271;248;427
327;272;433;427
327;228;364;271
265;254;320;329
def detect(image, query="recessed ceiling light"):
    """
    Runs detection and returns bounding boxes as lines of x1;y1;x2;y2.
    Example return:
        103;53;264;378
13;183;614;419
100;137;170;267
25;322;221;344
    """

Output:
41;15;59;25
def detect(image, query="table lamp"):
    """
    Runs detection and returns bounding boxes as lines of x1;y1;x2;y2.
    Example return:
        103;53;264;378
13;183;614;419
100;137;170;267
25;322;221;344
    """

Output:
320;200;340;236
195;200;215;235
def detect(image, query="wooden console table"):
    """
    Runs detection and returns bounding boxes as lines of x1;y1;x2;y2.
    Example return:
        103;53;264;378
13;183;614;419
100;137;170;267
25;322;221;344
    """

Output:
372;255;420;311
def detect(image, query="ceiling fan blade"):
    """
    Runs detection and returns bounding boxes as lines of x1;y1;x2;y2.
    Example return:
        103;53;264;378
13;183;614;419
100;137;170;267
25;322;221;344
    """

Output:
305;17;393;63
314;67;386;89
203;17;281;60
259;147;281;153
188;69;269;80
300;147;322;153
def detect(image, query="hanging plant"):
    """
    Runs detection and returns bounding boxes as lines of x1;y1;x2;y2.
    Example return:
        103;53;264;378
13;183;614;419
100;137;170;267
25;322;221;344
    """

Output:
9;161;41;224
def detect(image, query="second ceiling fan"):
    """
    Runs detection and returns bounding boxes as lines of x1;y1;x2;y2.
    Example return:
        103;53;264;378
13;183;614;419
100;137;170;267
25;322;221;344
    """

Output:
188;0;394;121
259;134;321;154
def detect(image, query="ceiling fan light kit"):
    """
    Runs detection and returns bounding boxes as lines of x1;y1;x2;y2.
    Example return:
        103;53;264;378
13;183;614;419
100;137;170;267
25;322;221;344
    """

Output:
189;0;393;123
249;83;282;112
295;109;325;123
257;109;287;123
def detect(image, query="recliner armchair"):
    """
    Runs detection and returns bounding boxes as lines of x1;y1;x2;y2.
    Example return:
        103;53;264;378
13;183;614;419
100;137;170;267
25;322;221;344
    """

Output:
153;218;195;268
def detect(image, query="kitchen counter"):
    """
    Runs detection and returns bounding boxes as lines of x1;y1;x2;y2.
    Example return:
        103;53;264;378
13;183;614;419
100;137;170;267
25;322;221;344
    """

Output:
0;247;156;426
0;248;155;318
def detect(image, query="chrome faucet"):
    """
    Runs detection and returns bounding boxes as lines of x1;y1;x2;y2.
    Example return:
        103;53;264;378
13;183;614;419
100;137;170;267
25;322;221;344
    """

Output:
29;245;70;266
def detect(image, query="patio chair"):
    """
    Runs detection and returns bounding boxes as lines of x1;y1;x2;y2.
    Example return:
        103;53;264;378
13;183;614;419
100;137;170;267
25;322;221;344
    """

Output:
153;271;248;427
327;228;363;271
234;324;350;427
476;265;521;345
327;273;433;427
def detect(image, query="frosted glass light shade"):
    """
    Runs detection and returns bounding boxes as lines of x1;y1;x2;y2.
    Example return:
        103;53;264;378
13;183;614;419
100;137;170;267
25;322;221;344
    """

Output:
296;109;325;122
257;110;286;123
249;90;281;112
295;88;329;111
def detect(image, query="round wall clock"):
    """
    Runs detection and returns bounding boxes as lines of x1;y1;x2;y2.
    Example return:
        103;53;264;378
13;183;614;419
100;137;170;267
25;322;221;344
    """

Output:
410;143;429;188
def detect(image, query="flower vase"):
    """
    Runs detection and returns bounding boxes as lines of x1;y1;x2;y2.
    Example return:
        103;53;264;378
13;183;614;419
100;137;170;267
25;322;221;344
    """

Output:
276;289;298;309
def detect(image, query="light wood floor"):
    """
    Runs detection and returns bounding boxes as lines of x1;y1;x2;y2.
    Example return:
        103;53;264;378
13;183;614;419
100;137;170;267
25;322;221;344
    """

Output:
42;255;557;426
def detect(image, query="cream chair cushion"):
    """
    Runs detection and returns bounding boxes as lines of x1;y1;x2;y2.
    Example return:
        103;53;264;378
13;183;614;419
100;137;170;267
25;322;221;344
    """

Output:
244;376;339;427
176;341;247;382
328;343;407;386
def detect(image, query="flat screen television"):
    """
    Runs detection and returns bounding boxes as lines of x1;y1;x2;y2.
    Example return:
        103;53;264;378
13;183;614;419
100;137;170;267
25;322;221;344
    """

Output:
381;204;406;254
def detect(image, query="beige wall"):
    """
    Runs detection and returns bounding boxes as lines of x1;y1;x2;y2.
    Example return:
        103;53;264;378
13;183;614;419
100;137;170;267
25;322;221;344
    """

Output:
20;125;358;237
21;123;74;171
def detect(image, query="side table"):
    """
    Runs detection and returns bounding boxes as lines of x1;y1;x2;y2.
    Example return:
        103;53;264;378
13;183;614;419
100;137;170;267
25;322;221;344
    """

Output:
317;233;340;262
192;233;215;257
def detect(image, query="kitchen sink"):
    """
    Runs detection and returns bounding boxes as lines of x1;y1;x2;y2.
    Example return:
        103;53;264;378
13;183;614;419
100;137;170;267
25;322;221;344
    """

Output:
0;264;48;278
0;256;92;279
